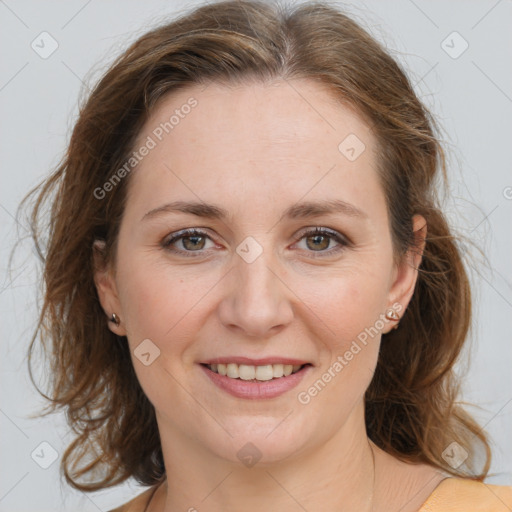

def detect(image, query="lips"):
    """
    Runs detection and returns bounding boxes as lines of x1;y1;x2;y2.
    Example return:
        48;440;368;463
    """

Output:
199;362;312;399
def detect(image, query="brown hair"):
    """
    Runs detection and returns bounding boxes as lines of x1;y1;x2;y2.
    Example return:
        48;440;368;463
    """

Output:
21;0;490;492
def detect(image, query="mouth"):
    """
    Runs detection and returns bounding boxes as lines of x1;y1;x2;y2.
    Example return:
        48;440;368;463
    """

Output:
198;359;313;399
201;362;311;382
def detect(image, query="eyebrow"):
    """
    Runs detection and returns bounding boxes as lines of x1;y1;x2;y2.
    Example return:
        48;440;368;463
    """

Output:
141;199;367;222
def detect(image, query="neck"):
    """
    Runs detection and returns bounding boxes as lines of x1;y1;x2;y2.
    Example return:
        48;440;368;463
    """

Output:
154;401;377;512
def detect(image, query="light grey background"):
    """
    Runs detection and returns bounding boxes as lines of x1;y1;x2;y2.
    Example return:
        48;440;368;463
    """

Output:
1;0;511;511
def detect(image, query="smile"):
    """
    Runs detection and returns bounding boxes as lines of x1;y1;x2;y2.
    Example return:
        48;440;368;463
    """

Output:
206;362;305;381
199;362;312;399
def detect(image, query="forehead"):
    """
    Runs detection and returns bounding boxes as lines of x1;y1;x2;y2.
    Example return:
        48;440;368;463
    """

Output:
125;78;382;221
137;78;372;157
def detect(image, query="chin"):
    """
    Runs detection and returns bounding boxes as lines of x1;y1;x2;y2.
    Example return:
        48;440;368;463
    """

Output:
205;415;315;467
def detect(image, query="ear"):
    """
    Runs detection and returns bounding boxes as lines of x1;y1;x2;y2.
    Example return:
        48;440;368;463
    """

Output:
383;214;427;334
93;239;127;336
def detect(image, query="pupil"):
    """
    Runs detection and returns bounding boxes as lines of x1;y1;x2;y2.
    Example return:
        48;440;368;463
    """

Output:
184;236;204;250
308;235;328;251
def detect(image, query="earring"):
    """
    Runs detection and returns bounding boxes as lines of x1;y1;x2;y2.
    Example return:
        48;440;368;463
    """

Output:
385;308;400;330
109;313;120;326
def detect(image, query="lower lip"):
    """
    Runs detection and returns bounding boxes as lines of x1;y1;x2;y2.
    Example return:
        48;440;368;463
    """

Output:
199;364;312;399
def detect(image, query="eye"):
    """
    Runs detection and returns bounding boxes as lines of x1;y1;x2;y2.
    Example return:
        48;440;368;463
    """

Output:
162;226;349;258
293;227;349;257
162;228;216;257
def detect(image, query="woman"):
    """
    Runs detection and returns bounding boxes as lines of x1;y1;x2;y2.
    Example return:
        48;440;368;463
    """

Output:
23;1;512;511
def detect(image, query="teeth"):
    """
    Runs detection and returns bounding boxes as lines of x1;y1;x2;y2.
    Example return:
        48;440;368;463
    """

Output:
226;363;239;379
240;364;256;380
207;363;304;381
273;364;284;378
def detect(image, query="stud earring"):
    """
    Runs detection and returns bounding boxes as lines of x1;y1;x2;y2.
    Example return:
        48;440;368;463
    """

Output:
109;313;120;326
385;308;400;330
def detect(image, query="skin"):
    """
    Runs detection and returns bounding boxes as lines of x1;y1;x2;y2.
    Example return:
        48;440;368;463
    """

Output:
94;79;446;511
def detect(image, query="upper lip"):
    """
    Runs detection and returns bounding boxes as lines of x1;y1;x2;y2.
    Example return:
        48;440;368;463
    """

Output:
201;357;312;366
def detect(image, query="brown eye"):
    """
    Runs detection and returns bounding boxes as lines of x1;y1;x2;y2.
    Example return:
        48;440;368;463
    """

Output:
295;227;348;257
305;233;331;251
181;234;206;251
163;229;215;257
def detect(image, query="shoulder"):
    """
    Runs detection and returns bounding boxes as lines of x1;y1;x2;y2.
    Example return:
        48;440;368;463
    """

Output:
107;485;159;512
419;477;512;512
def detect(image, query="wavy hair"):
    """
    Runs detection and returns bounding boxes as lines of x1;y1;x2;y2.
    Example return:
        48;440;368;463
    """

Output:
20;0;490;491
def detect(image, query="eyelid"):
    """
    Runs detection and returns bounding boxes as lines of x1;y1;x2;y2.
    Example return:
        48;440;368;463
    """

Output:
294;225;350;244
162;228;216;250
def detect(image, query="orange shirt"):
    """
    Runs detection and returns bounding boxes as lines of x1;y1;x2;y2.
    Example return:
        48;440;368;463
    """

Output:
418;477;512;511
109;477;512;511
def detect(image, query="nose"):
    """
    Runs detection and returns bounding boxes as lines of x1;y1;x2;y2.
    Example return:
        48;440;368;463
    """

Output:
217;241;294;339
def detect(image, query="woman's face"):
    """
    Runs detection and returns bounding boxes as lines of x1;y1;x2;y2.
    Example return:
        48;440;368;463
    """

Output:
95;79;423;466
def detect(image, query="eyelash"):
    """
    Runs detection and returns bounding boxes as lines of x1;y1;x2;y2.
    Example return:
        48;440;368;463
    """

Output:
161;227;349;259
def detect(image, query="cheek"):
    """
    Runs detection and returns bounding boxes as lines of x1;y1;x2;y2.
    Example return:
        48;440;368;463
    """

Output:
116;255;222;349
295;263;390;352
295;272;387;419
115;259;222;402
